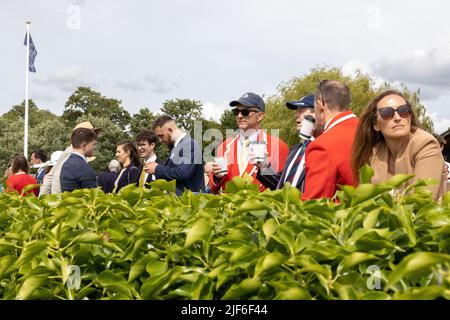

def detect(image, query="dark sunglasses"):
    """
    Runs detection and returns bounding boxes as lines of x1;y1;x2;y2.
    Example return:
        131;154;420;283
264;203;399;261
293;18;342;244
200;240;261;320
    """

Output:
377;104;412;120
232;108;259;117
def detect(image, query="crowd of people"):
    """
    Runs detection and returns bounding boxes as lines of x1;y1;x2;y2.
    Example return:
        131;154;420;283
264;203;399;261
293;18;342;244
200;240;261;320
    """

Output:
1;80;449;201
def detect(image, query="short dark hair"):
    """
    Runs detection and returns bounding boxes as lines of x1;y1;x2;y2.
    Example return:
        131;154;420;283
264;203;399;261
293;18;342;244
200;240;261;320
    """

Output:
31;149;47;162
152;115;174;130
12;154;29;174
71;128;98;148
135;129;158;145
316;80;351;111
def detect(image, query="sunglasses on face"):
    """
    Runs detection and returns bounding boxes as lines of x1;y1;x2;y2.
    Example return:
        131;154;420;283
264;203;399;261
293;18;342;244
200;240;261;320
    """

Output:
232;108;258;117
377;104;412;120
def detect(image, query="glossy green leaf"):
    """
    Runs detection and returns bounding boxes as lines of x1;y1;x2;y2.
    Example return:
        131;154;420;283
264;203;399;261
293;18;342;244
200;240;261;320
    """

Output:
388;252;450;286
184;219;211;248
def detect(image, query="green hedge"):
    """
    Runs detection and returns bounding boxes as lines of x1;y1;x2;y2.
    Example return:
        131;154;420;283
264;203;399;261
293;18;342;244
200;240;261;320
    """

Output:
0;167;449;300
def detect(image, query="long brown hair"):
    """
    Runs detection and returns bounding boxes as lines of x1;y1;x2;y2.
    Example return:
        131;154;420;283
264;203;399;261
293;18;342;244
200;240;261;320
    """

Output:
117;141;141;168
351;90;421;183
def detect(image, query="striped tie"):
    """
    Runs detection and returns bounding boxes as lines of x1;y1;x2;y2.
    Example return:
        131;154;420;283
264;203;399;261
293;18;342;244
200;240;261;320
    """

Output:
284;142;308;185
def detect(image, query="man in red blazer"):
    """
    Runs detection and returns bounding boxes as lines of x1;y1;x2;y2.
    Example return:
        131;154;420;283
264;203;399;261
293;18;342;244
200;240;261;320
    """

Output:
209;92;289;193
302;80;359;200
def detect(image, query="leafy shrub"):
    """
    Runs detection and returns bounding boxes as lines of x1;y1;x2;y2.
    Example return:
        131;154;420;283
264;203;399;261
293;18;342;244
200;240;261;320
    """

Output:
0;168;449;300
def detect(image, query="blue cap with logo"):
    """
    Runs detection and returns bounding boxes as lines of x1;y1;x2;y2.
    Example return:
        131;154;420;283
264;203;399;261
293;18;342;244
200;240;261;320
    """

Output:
230;92;265;112
286;94;315;110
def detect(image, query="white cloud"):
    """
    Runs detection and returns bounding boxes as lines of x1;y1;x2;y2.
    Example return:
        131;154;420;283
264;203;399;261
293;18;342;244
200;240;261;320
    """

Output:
430;113;450;134
342;60;373;77
202;101;228;121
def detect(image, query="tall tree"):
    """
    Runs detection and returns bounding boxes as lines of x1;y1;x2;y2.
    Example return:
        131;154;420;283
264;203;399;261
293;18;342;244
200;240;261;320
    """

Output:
2;99;59;128
129;107;157;136
63;87;131;130
160;98;203;133
262;67;434;147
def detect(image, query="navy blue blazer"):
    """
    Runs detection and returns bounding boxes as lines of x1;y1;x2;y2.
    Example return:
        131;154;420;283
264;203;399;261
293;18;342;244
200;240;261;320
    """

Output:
257;142;307;191
154;135;204;195
114;164;140;193
60;154;98;192
97;171;119;193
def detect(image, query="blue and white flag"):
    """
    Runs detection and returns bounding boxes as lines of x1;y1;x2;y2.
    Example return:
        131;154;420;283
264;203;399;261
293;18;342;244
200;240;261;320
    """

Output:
24;33;37;72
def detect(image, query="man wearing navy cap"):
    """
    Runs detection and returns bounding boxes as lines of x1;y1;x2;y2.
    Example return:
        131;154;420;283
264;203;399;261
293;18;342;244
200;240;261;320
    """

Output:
209;92;289;193
255;94;316;191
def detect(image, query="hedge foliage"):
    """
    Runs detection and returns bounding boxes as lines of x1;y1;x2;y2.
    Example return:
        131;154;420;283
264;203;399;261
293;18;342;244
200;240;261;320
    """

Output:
0;167;449;300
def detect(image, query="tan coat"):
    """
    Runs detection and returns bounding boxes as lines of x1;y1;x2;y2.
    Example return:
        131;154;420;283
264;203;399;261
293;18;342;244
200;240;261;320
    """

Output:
370;128;447;200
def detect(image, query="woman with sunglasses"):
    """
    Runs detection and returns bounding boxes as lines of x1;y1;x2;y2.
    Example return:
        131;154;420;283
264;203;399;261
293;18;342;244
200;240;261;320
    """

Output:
352;90;447;200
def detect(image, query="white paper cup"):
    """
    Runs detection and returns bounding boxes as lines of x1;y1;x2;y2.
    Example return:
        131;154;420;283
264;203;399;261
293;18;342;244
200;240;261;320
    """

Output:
299;115;315;140
250;142;267;163
214;156;228;174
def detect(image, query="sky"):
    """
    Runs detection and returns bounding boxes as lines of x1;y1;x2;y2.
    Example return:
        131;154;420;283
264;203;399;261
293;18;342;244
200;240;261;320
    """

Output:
2;0;450;132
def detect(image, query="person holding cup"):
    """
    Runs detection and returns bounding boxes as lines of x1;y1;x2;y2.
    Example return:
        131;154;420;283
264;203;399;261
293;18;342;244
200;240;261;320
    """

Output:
208;92;289;193
255;94;316;192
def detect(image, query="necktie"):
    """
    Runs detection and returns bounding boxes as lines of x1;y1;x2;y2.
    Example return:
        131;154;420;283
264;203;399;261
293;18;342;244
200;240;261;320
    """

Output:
239;138;250;174
284;142;308;185
139;166;146;187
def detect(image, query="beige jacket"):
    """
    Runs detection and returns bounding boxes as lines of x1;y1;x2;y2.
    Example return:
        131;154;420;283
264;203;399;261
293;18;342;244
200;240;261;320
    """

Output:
370;128;447;200
39;146;72;196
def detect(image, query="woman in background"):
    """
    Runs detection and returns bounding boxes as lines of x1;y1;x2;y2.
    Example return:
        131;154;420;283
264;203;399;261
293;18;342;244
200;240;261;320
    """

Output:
113;141;141;193
352;90;447;200
6;154;39;196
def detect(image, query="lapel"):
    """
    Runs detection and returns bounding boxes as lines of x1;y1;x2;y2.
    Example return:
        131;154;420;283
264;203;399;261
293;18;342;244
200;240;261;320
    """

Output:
277;143;302;188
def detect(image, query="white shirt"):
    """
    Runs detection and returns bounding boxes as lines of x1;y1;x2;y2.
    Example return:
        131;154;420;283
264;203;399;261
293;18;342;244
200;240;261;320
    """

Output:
144;154;157;182
237;130;260;158
174;132;187;148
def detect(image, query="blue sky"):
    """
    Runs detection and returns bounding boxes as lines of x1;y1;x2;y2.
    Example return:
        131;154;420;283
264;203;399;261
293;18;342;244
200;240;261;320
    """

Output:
2;0;450;132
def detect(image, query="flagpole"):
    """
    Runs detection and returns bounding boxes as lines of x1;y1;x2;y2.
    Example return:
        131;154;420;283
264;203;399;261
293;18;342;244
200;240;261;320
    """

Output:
24;21;30;159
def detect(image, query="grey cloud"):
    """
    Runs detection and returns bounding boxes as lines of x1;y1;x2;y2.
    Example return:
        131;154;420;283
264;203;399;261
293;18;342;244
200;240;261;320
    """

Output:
372;45;450;97
35;66;98;91
143;74;179;94
115;74;179;94
115;80;146;91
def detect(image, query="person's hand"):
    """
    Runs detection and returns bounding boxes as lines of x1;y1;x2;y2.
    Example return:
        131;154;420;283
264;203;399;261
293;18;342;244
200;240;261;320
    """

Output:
144;162;158;175
204;162;214;175
212;162;226;178
251;151;270;169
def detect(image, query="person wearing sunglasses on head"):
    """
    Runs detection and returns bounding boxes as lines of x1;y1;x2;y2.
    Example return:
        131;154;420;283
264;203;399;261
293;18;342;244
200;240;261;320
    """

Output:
208;92;289;193
302;80;359;200
352;90;447;200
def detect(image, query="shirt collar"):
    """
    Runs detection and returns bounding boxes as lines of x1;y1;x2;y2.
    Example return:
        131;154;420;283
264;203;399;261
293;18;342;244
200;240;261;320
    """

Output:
324;110;354;131
145;154;157;163
72;151;88;163
239;129;260;143
174;132;187;147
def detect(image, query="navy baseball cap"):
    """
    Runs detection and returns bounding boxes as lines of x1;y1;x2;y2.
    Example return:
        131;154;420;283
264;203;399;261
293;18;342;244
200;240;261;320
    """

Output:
286;94;315;110
230;92;265;112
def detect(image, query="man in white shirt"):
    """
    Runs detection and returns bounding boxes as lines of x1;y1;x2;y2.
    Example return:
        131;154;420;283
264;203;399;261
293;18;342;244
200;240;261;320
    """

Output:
136;129;158;188
144;115;204;195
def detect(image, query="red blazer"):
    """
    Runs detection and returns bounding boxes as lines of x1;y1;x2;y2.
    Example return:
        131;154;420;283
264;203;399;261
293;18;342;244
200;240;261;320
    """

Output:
302;111;358;200
6;173;39;197
209;130;289;193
